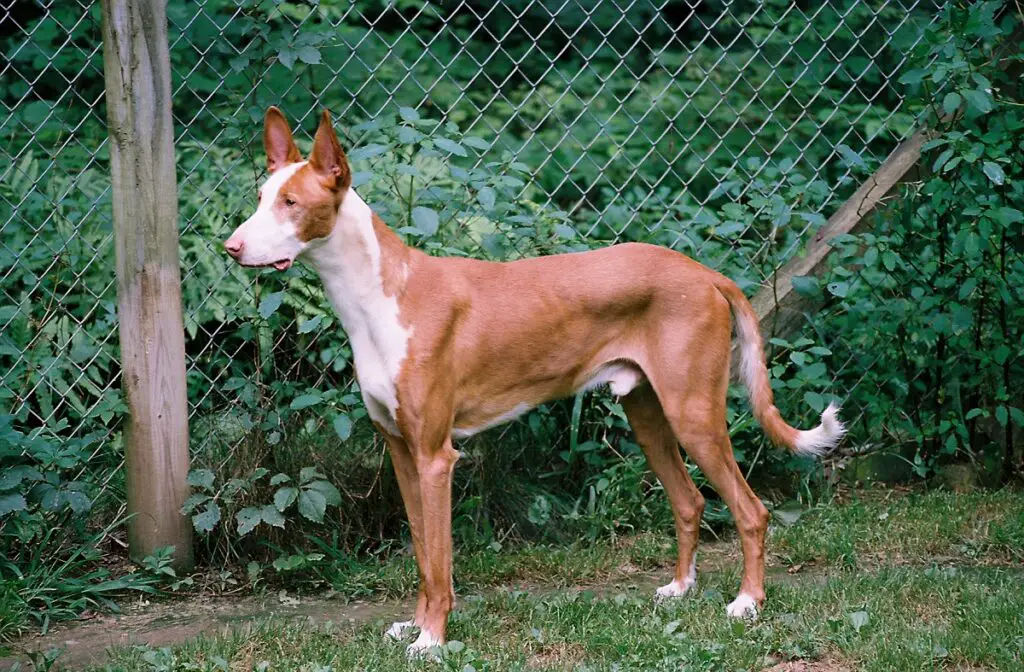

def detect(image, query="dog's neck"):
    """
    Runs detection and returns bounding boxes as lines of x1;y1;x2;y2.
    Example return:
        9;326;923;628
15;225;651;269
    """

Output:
303;189;413;411
304;188;410;317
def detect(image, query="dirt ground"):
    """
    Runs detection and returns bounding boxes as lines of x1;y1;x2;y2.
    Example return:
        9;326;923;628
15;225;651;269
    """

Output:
0;592;413;671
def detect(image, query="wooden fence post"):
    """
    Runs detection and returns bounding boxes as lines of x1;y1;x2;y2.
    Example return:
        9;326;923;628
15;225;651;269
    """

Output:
101;0;193;570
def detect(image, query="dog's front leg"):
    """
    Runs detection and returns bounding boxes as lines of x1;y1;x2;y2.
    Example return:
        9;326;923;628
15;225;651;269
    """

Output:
381;430;429;641
405;435;459;656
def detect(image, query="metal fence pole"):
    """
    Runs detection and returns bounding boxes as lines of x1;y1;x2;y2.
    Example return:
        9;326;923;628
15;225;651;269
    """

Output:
101;0;193;570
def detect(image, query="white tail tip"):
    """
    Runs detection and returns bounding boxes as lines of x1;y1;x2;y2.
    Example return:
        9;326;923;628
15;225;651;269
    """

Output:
793;402;846;457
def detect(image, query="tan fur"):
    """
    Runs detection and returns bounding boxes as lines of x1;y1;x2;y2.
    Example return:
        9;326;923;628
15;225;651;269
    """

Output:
233;108;844;648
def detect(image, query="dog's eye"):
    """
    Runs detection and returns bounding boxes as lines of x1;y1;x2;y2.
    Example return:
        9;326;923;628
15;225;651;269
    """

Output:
257;191;262;203
284;197;296;207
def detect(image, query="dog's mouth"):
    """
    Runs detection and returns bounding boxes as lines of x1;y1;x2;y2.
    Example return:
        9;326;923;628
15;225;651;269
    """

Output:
240;258;293;271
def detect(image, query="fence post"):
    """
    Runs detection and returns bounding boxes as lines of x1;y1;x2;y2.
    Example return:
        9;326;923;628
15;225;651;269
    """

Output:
101;0;193;570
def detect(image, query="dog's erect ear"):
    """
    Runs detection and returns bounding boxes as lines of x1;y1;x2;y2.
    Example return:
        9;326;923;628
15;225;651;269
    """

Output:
309;109;351;191
264;107;302;173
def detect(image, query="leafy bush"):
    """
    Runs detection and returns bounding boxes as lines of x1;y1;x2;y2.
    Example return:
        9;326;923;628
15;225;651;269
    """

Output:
804;1;1024;477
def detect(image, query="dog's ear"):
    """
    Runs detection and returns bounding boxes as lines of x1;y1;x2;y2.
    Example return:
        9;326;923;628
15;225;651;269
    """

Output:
264;106;302;173
308;109;351;191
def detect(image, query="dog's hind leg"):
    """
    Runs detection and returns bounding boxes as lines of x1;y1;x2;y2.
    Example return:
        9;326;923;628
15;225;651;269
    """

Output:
622;383;705;599
646;299;769;619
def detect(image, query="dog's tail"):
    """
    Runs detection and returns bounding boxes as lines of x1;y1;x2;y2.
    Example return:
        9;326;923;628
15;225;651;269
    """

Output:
716;279;846;457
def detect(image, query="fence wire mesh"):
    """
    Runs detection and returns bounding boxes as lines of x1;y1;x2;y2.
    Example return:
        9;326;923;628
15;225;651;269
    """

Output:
2;1;946;532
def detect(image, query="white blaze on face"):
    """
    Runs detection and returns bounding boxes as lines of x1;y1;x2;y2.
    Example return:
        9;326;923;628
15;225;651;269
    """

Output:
226;161;308;268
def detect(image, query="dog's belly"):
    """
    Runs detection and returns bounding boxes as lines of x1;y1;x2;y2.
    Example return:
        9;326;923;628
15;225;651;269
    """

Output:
451;360;645;439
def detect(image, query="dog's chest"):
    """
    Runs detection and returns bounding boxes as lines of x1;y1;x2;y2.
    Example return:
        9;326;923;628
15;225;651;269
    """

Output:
321;270;411;437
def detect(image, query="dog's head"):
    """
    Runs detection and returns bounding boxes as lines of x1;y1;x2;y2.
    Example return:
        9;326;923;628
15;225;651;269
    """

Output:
224;107;351;270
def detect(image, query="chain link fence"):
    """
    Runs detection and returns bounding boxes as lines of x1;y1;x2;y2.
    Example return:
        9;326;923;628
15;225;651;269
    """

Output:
2;1;946;543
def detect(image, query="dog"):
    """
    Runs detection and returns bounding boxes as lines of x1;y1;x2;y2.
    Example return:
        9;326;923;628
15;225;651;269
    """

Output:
223;107;846;655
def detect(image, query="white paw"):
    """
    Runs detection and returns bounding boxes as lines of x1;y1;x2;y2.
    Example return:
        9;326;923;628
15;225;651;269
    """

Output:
386;619;416;640
406;629;443;660
726;593;759;620
655;578;695;599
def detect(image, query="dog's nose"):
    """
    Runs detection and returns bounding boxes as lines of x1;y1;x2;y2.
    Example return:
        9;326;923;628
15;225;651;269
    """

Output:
224;238;243;258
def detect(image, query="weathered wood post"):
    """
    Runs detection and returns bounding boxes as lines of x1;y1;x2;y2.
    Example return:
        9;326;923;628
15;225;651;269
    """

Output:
101;0;193;570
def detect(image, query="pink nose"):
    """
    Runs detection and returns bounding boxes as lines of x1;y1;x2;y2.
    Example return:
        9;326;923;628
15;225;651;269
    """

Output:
224;238;243;258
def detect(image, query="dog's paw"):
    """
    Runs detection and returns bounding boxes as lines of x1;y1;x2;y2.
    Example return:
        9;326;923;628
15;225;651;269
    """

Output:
386;619;416;640
725;593;759;620
655;578;695;600
406;629;443;660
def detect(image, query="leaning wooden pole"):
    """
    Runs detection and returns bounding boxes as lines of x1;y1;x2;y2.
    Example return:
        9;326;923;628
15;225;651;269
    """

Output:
101;0;193;570
744;129;927;342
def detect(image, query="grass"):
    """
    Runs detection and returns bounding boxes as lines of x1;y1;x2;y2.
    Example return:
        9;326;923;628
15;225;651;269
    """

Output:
13;488;1024;671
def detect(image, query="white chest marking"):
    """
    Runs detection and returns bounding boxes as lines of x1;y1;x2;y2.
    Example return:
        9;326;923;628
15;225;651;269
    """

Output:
306;190;411;436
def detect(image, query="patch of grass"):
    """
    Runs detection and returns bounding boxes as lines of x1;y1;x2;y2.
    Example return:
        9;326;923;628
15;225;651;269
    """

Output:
770;488;1024;569
12;487;1024;670
313;532;675;602
91;565;1024;671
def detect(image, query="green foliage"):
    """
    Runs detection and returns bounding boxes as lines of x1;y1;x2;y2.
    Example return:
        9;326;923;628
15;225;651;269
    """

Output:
808;1;1024;477
182;465;341;540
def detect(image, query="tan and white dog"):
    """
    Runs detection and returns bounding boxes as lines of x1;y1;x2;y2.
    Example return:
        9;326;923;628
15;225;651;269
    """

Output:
224;107;846;656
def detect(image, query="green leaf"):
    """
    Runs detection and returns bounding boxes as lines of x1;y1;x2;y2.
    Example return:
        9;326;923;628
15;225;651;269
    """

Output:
65;490;92;514
477;186;496;211
942;92;961;116
0;466;43;490
932;148;954;172
299;466;324;484
192;502;222;534
412;206;439;236
958;278;978;300
274;486;299;512
269;473;291;486
849;610;869;633
996;207;1023;224
305;480;342;507
981;162;1005;186
333;413;353;441
836;144;866;170
804;391;826;413
181;493;210;514
290;393;322;410
995;405;1008;427
258;292;285;319
790;275;820;298
882;250;898;271
434;137;467;157
399;106;420;122
277;49;296;70
296;46;321;65
186;469;216;491
962;88;993;115
827;281;850;298
261;504;286;529
298;315;322;334
297;489;327;522
898;68;926;84
397;126;423;145
0;493;27;516
348;144;389;162
236;507;262;536
462;136;490;150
